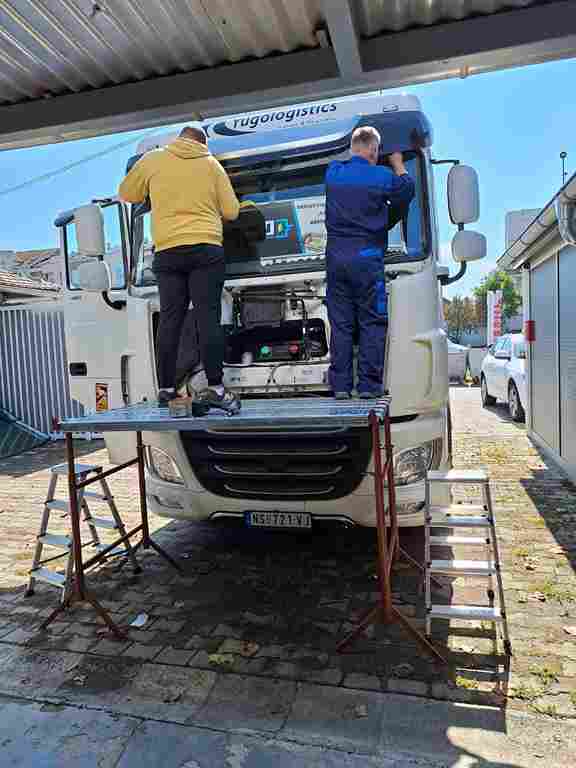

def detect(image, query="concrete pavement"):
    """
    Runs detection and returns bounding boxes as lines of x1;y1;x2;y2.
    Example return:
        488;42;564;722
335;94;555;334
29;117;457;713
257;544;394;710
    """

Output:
1;686;575;767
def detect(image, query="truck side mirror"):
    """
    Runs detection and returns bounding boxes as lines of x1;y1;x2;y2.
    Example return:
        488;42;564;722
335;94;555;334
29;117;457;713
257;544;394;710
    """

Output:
447;165;480;225
452;230;486;262
76;260;112;292
556;198;576;246
74;204;105;256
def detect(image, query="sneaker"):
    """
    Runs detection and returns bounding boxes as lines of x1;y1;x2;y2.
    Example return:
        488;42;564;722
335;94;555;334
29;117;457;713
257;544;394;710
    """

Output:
359;391;383;400
334;392;351;400
158;389;177;406
195;387;241;416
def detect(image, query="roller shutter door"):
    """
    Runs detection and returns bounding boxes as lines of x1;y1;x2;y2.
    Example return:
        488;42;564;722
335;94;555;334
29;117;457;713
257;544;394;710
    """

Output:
558;245;576;467
530;256;559;452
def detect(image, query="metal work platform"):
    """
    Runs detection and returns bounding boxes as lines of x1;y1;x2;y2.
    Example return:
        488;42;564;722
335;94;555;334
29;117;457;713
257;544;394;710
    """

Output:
57;398;392;433
46;396;444;663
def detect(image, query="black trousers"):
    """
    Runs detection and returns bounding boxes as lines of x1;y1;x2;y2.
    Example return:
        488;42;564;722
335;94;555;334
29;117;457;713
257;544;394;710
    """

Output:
153;245;225;389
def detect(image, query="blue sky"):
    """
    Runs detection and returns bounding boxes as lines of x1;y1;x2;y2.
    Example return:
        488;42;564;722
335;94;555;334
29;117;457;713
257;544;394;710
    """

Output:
1;57;575;298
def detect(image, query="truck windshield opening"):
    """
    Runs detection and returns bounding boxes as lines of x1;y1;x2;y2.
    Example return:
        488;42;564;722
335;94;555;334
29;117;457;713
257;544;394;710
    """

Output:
131;153;428;287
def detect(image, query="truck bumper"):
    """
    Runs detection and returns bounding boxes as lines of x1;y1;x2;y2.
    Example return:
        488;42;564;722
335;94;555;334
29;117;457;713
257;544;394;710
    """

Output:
144;408;450;528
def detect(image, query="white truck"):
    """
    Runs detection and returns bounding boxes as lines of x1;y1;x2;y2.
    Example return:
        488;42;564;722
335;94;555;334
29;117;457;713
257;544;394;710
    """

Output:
56;93;485;530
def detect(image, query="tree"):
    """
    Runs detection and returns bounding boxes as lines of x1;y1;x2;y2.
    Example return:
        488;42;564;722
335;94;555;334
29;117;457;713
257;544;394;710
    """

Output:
445;295;477;342
473;271;522;329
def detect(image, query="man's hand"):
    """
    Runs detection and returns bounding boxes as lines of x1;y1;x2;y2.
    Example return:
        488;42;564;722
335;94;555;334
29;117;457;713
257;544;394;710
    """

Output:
388;152;407;176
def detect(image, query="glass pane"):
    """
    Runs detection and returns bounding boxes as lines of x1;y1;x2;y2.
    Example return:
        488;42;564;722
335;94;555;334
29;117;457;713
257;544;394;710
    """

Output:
135;214;156;286
66;223;81;289
515;342;527;359
132;157;426;286
101;205;125;289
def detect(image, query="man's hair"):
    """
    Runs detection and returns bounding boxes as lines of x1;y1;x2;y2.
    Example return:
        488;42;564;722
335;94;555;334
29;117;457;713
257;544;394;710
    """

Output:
350;126;381;150
179;126;207;145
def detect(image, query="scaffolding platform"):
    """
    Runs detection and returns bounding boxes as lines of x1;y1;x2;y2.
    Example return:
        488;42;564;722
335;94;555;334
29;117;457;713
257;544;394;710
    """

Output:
56;397;392;432
44;396;444;663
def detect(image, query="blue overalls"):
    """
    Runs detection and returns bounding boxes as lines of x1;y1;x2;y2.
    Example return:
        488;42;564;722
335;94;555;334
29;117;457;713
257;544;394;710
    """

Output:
325;156;415;395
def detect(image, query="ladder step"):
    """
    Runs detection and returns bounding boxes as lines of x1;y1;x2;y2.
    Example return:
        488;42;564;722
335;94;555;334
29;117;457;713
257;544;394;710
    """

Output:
428;605;503;622
429;535;489;546
89;516;118;530
50;462;102;477
83;491;109;502
428;506;491;528
38;533;71;549
94;543;129;557
30;567;67;587
429;559;496;576
46;499;70;513
427;469;489;485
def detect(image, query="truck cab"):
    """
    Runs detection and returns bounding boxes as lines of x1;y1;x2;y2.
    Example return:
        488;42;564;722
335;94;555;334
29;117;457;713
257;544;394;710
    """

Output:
56;93;485;528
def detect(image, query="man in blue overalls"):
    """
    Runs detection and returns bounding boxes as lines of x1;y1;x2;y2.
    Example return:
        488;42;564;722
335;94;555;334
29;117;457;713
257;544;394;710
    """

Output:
325;126;415;398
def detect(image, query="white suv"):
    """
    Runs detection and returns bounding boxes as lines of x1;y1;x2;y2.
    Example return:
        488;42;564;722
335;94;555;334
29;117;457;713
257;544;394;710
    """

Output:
481;333;527;422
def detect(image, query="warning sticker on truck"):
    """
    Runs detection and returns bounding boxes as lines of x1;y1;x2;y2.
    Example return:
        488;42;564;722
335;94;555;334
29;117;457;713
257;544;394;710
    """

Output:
95;383;108;412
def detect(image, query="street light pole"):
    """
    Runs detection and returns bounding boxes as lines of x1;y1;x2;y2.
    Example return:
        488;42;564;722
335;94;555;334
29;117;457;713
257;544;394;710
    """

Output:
560;151;568;184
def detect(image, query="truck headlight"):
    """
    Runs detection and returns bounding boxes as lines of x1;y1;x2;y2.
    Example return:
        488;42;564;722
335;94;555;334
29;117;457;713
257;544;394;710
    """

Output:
147;447;184;485
393;440;441;486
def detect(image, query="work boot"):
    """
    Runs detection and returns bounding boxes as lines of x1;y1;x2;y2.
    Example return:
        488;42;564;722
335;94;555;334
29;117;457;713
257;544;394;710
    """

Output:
358;391;383;400
195;387;241;416
158;389;177;406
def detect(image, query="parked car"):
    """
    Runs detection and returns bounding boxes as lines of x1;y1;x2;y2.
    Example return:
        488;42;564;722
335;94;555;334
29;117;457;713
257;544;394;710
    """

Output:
480;333;527;422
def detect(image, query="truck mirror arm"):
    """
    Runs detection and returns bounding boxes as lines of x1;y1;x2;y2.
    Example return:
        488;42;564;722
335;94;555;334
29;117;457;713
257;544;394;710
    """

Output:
438;261;467;286
102;292;126;311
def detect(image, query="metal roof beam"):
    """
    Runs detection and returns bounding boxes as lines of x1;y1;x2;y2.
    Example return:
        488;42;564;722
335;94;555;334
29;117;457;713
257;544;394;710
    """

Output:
321;0;363;78
362;0;576;75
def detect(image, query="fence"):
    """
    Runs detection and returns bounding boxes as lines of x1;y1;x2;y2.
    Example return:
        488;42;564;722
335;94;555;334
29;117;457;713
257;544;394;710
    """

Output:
0;304;83;436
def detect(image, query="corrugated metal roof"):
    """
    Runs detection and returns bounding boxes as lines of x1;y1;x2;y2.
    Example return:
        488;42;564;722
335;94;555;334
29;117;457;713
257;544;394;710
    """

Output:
0;0;322;106
0;0;550;107
14;248;58;268
0;269;60;296
357;0;547;36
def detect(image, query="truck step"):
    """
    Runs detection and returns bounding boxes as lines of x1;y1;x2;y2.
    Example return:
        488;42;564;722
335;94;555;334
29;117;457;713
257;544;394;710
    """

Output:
429;559;496;576
38;533;71;549
428;605;503;622
427;469;489;485
429;535;489;547
30;567;67;587
428;506;491;528
50;463;101;477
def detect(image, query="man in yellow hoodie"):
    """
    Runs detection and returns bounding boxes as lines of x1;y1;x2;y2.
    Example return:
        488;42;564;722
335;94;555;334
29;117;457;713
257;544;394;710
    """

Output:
119;125;241;414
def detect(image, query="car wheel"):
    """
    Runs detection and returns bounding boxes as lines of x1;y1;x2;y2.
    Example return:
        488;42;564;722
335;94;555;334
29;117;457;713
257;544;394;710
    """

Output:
508;381;525;423
481;375;496;407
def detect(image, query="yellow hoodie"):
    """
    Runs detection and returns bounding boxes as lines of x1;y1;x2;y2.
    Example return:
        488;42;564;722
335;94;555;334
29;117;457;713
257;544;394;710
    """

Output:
119;137;240;253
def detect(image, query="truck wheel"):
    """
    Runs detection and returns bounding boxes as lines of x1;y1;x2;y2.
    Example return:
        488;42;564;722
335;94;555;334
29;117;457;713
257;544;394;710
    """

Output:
508;382;525;423
481;376;496;407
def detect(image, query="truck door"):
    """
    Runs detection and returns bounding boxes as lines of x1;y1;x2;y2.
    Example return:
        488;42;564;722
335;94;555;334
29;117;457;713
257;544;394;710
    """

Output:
63;201;130;416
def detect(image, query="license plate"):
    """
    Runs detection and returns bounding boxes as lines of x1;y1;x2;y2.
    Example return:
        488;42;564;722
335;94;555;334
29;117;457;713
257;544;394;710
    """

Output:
245;511;312;530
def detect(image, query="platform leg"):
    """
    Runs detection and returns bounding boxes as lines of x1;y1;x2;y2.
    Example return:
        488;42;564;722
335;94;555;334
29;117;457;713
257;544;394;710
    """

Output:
136;432;182;574
337;411;447;665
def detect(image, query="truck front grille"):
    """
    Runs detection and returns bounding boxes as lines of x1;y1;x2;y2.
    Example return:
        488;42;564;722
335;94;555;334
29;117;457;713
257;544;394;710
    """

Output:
179;427;372;500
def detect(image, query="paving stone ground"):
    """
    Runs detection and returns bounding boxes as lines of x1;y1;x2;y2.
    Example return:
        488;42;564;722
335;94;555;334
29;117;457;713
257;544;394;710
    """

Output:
0;387;575;723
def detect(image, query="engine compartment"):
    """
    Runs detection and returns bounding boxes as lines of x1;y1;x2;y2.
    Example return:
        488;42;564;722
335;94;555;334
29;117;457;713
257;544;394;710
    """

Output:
224;284;328;366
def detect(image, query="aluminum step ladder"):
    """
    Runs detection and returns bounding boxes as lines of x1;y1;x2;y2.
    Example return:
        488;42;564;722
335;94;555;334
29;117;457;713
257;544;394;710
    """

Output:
424;469;512;656
26;462;139;603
